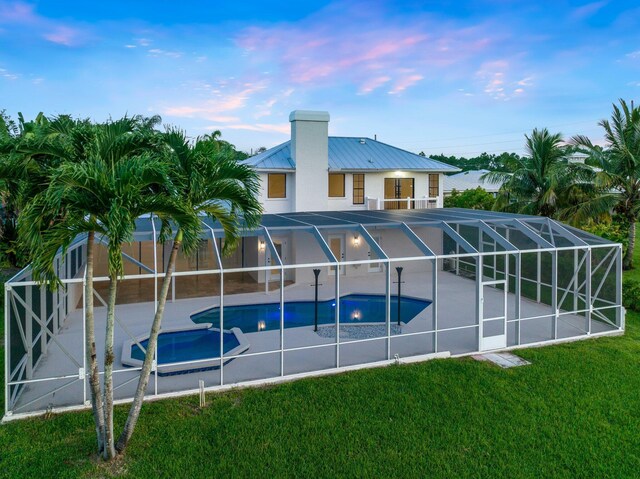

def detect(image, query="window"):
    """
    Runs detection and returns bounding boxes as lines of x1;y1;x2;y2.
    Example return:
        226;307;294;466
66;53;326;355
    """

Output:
353;174;365;204
429;174;439;198
268;173;286;198
328;173;345;197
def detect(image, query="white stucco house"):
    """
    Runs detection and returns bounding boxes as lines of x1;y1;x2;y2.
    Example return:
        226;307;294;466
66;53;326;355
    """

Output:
243;111;459;214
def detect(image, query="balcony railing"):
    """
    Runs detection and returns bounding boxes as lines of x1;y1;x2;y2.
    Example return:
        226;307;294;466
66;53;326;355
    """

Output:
365;196;442;210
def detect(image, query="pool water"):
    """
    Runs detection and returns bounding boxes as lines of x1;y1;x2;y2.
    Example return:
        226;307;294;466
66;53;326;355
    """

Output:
191;294;431;333
131;329;240;365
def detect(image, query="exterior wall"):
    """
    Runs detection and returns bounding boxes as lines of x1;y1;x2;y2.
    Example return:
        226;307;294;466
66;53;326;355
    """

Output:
257;172;295;214
260;170;445;214
246;227;443;284
327;171;443;210
290;111;330;212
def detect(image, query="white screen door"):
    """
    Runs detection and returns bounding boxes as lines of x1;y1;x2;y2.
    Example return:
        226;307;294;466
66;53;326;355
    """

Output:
268;239;286;281
480;280;507;351
368;235;382;272
328;235;345;275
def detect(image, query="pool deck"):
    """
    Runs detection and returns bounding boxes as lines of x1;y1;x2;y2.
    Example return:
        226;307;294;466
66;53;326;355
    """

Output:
8;270;618;416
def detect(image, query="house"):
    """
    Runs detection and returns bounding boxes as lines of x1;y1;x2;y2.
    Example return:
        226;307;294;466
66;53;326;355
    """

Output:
3;111;624;421
243;111;459;213
444;169;502;197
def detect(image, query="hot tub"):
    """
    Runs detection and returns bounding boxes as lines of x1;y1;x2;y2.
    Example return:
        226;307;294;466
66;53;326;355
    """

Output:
121;324;249;375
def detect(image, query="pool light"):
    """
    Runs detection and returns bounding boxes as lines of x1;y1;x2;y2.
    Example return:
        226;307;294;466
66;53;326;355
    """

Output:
257;320;266;331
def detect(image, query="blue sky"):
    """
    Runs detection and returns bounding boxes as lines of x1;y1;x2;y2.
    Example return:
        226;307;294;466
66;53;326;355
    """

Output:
0;0;639;156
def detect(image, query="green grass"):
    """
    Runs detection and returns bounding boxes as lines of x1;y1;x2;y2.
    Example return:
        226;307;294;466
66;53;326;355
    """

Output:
1;274;640;477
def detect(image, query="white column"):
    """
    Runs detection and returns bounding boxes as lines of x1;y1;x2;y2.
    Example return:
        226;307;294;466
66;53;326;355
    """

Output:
552;251;558;339
586;248;592;334
432;257;438;352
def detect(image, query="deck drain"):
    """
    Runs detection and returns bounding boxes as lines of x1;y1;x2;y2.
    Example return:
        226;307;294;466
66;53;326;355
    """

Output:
472;352;531;368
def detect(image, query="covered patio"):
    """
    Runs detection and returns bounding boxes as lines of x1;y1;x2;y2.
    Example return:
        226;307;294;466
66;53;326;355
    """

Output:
4;208;624;419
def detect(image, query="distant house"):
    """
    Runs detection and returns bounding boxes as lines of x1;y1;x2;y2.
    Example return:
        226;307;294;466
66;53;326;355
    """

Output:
444;169;502;197
243;111;459;213
567;152;589;164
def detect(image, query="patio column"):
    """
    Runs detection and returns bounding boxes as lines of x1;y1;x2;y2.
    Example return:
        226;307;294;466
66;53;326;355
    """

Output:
615;244;623;329
476;255;483;351
573;248;579;312
515;252;521;345
40;286;47;356
280;264;285;377
385;261;391;360
536;252;541;303
552;250;558;339
586;247;592;334
432;257;438;352
26;284;32;380
335;266;341;368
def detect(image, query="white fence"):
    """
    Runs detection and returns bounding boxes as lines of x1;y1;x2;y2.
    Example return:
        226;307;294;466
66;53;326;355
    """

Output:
366;196;442;210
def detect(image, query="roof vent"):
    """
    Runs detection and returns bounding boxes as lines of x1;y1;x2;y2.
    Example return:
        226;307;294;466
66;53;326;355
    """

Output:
359;138;366;144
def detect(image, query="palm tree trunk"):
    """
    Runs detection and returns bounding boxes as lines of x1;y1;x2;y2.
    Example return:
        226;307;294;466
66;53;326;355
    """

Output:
116;230;183;453
624;220;636;270
102;271;118;460
85;231;105;454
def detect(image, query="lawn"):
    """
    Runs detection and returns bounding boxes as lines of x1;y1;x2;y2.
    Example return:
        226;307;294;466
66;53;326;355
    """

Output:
0;270;639;478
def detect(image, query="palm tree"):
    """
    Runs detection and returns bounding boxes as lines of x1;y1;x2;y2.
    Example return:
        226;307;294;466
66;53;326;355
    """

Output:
19;116;190;459
483;128;592;217
115;128;262;452
571;99;640;269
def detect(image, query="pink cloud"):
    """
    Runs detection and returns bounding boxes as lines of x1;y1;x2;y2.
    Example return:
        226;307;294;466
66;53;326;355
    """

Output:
388;74;424;95
163;79;269;123
43;26;84;46
0;2;89;46
224;123;290;135
571;1;608;21
236;3;501;94
359;75;391;94
475;60;532;101
0;2;39;23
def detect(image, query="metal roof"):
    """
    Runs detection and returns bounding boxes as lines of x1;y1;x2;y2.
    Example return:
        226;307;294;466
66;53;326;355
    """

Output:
243;137;459;172
444;170;502;194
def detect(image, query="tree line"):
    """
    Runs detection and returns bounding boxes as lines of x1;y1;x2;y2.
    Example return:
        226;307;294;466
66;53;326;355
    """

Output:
431;99;640;270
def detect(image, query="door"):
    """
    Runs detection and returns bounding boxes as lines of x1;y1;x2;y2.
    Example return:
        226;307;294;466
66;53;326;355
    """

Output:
480;280;507;351
368;235;382;272
328;235;345;275
384;178;415;209
267;238;287;281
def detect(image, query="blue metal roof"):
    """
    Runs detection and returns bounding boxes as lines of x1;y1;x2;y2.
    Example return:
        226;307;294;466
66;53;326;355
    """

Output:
243;137;459;172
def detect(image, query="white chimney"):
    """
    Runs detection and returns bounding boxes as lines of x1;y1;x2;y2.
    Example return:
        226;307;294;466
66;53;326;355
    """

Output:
290;110;330;212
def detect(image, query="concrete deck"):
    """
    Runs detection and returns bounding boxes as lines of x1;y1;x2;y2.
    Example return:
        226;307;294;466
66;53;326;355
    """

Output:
8;270;618;415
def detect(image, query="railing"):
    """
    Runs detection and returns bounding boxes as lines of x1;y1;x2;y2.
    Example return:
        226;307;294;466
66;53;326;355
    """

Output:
365;196;442;210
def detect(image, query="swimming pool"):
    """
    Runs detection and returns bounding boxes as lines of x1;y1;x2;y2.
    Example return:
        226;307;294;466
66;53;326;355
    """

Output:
191;294;431;333
122;325;249;375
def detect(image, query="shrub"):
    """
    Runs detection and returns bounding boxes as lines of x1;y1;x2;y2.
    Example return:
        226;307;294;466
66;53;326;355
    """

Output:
581;218;629;255
622;278;640;312
444;187;495;210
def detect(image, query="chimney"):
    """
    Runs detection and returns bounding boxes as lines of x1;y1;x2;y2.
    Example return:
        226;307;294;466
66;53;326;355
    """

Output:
289;110;330;212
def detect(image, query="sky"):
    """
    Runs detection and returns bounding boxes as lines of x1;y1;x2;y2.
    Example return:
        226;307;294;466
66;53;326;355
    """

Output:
0;0;639;157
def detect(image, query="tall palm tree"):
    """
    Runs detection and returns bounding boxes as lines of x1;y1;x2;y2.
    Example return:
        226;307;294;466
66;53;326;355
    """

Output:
483;128;592;217
571;99;640;269
20;116;191;459
115;129;262;452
